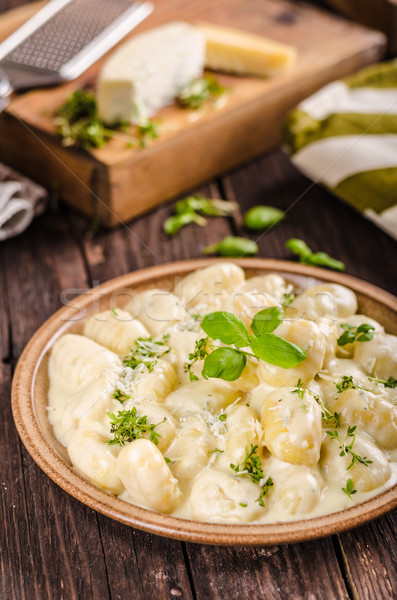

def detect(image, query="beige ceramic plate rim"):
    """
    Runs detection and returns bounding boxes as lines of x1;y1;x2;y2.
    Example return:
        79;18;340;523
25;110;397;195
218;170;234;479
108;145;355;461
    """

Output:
11;258;397;546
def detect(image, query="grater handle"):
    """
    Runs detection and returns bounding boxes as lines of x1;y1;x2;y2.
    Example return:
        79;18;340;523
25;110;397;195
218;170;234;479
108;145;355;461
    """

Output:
0;68;12;113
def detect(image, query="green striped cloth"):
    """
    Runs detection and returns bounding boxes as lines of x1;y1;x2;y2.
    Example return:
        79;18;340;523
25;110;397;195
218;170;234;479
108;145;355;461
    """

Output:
283;60;397;239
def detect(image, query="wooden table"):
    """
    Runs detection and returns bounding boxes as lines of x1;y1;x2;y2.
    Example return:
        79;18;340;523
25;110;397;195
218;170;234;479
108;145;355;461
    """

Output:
1;2;396;599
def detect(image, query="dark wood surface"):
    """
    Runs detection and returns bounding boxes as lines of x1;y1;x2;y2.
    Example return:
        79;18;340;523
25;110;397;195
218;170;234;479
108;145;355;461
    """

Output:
1;1;396;599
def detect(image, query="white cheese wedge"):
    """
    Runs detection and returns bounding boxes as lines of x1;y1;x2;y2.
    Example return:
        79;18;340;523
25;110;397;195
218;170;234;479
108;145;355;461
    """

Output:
97;22;205;125
197;22;296;78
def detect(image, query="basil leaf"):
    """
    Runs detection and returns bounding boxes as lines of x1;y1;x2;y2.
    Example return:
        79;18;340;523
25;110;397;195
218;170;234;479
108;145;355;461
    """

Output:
201;312;249;348
249;333;306;368
202;348;247;381
251;306;284;336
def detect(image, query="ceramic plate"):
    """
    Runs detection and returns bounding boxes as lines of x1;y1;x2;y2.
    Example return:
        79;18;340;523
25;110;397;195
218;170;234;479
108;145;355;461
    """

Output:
11;259;397;545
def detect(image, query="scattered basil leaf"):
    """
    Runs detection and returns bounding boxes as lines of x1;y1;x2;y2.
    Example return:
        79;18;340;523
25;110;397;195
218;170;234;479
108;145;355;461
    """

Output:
243;205;285;231
203;236;259;257
286;238;345;272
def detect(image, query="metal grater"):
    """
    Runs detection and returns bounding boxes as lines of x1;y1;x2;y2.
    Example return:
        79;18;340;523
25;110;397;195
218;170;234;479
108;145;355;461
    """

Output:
0;0;153;109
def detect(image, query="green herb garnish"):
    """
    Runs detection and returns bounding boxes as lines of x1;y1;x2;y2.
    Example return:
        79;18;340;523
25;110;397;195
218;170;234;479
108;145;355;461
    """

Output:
164;194;237;237
334;375;366;393
230;445;274;507
203;236;259;257
243;205;285;231
55;90;160;150
292;378;309;411
55;89;111;149
137;118;159;148
175;194;237;217
285;238;345;272
187;308;305;382
337;323;375;346
282;292;295;307
123;335;170;372
184;337;210;381
368;376;397;388
106;407;164;446
218;413;227;421
177;75;227;109
326;425;373;470
208;448;224;455
112;389;130;404
164;211;207;236
342;478;357;500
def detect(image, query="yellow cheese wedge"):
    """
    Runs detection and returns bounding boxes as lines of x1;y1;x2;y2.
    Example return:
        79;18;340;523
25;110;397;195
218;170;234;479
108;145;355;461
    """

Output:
197;22;296;78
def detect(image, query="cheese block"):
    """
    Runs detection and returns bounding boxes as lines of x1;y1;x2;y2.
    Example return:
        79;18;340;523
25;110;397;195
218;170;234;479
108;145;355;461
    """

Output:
198;22;296;78
98;22;205;125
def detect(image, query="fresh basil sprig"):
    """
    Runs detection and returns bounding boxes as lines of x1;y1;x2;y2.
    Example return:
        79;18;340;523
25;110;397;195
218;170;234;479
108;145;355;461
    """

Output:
194;307;306;381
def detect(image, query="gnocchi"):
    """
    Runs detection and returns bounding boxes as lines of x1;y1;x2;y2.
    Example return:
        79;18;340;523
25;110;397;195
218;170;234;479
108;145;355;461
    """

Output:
48;263;396;525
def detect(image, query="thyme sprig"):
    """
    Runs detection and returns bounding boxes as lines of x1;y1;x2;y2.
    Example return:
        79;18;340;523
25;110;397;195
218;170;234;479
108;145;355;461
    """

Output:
230;445;274;507
326;426;373;470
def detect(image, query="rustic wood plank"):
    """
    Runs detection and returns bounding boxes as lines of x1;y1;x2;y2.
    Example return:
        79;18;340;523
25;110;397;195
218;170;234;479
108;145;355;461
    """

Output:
1;208;111;600
336;512;397;600
97;518;194;600
185;539;349;600
68;182;233;283
222;148;397;295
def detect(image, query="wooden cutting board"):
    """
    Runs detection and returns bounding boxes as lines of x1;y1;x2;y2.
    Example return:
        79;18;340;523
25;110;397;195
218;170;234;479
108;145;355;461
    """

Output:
0;0;386;226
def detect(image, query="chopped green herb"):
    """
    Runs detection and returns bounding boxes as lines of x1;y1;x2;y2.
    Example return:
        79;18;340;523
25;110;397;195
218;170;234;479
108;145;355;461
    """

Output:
218;414;227;422
230;445;273;507
55;90;160;150
256;477;274;507
112;389;130;404
337;323;375;346
230;444;264;484
342;478;357;500
239;502;248;508
285;238;345;272
123;335;170;373
55;89;111;149
106;407;164;446
184;337;210;381
177;75;227;109
111;308;118;317
368;376;397;388
208;448;224;455
335;375;360;393
137;118;159;148
282;292;295;307
164;457;174;464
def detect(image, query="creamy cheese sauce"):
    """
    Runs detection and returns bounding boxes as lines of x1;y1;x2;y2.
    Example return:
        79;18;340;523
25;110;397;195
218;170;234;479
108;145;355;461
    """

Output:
47;263;397;524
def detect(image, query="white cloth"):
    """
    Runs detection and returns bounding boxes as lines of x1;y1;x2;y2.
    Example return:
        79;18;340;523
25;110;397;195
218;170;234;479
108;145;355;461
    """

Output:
0;167;47;241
